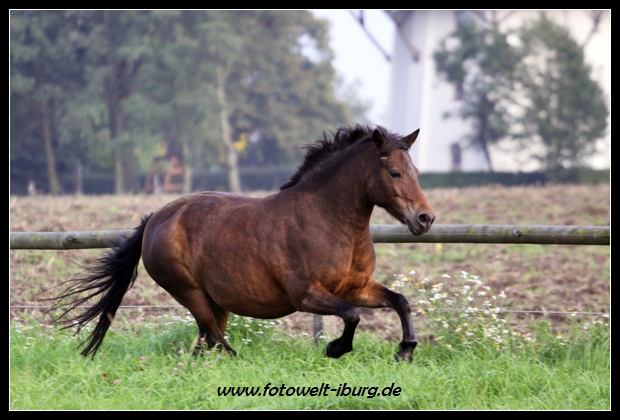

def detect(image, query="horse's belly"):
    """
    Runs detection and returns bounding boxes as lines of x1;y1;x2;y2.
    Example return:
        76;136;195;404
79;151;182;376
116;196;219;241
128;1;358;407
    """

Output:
226;300;296;319
205;272;296;319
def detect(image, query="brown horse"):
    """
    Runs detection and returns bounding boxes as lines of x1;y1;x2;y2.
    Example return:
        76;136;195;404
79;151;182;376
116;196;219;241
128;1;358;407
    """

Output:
53;125;435;362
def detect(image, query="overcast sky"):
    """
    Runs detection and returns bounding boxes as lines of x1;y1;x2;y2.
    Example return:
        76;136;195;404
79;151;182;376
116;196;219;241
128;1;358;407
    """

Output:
311;10;395;125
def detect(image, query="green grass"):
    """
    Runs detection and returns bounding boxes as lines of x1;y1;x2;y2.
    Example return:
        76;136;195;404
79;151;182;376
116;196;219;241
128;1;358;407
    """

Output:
10;312;610;410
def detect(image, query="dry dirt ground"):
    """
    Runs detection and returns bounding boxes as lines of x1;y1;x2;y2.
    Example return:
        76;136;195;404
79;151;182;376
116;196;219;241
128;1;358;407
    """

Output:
10;183;610;341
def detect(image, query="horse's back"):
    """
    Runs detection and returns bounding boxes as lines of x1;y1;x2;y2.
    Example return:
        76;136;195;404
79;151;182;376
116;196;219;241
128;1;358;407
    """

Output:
142;191;267;270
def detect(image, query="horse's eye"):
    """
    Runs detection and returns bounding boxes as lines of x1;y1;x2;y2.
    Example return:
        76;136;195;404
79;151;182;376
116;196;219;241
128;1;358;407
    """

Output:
389;170;401;179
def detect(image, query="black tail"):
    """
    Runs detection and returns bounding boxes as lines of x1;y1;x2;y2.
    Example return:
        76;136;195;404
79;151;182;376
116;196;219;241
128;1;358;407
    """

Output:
52;215;152;358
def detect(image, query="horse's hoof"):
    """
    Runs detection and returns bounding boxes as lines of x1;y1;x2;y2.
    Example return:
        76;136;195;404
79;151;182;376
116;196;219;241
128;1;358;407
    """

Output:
394;351;413;363
394;341;417;363
325;339;352;358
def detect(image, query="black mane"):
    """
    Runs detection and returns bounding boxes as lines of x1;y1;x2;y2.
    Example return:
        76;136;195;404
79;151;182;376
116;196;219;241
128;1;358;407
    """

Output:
280;124;407;190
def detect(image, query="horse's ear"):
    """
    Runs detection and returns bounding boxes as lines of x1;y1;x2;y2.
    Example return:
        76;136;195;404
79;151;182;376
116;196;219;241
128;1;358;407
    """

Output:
403;129;420;149
372;129;385;150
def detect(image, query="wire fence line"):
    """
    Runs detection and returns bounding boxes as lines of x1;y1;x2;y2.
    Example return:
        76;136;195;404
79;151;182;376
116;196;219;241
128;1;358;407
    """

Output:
10;224;610;334
9;305;611;318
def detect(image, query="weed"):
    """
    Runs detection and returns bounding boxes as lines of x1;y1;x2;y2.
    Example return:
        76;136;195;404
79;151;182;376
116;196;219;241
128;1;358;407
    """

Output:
390;270;609;353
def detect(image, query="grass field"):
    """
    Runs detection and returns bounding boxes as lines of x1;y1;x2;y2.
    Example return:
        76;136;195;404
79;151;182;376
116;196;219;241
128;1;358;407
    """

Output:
10;312;610;410
9;184;610;409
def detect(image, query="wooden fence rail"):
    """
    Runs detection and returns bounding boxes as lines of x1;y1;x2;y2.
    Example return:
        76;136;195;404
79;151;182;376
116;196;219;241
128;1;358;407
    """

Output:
9;224;610;250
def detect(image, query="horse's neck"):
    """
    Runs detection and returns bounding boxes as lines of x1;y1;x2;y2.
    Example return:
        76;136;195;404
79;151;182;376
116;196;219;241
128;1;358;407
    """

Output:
291;159;374;233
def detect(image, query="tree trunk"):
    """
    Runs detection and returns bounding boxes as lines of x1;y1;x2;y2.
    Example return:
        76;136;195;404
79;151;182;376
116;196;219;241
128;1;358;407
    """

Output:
477;117;494;172
106;95;124;194
75;161;83;195
103;11;124;195
41;97;61;195
182;141;193;193
113;148;124;194
216;66;242;193
103;11;142;195
481;141;494;172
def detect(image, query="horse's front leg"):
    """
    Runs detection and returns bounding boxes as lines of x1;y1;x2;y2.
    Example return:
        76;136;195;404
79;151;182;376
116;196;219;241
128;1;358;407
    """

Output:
294;285;360;358
350;279;417;362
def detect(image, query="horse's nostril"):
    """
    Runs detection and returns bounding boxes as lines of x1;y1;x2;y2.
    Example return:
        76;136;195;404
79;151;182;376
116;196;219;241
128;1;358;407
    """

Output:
418;212;434;227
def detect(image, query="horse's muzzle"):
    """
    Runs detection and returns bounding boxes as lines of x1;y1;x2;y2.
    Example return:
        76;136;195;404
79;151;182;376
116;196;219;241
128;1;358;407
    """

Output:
405;210;435;236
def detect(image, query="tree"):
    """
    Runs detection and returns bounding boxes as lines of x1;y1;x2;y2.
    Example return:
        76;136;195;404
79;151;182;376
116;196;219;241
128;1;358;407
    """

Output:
512;13;609;179
434;16;519;171
136;10;354;193
127;10;221;194
11;11;362;195
434;12;609;177
213;10;353;191
81;11;153;193
10;10;89;194
11;11;155;194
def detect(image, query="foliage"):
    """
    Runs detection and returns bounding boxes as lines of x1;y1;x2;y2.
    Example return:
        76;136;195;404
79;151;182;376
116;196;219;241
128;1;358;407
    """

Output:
392;270;537;350
390;268;610;378
434;12;609;178
10;11;361;194
434;18;518;171
417;167;609;189
512;14;609;180
10;11;92;194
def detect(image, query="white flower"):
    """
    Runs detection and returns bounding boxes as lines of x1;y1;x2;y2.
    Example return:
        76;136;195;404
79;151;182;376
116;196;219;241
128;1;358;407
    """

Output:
431;283;444;291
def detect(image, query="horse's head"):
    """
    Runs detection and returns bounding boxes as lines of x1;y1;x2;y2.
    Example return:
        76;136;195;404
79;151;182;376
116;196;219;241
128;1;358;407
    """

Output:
366;128;435;235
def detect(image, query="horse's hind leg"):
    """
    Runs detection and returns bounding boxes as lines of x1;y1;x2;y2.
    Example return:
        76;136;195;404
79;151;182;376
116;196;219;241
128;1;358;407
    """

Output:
194;298;234;355
146;268;236;356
